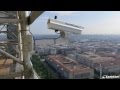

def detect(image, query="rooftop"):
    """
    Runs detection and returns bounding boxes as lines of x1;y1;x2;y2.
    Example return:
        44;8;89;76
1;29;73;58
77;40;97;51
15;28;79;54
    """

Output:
48;55;93;73
80;52;115;63
99;60;120;68
0;58;13;75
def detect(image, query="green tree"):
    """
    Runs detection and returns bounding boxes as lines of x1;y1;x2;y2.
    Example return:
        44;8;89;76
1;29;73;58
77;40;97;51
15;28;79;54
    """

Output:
31;54;58;79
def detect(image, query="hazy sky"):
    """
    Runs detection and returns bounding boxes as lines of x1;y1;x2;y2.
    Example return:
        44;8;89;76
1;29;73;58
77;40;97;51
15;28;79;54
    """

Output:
30;11;120;35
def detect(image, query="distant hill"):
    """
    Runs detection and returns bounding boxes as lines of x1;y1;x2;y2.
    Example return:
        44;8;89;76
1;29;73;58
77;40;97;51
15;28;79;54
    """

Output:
33;34;60;40
33;34;120;42
69;34;120;42
1;34;120;42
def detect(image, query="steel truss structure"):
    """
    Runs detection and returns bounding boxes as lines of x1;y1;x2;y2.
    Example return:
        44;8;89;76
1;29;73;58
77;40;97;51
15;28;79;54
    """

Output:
0;11;44;79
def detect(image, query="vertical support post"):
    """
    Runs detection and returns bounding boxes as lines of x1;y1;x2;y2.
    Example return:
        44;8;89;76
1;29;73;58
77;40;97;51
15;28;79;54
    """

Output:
18;11;34;79
16;11;24;79
17;11;23;62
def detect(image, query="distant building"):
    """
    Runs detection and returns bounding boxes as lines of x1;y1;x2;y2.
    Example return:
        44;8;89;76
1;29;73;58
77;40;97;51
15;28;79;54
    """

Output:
76;52;120;75
98;60;120;74
46;55;94;79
